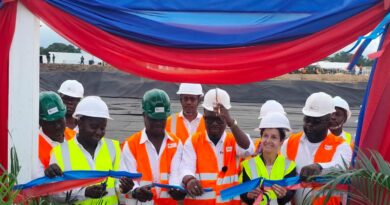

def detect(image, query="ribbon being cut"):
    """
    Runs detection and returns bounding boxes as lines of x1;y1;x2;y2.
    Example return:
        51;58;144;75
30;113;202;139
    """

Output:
220;176;349;203
13;170;213;202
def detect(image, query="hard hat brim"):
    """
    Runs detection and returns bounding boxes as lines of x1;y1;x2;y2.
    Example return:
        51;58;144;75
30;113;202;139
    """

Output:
302;108;335;117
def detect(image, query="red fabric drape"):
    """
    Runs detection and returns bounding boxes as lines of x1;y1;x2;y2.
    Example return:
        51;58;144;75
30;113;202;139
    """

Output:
21;0;385;84
0;1;17;170
359;30;390;161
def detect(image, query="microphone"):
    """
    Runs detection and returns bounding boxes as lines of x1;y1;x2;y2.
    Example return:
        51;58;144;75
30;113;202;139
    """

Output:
221;166;228;173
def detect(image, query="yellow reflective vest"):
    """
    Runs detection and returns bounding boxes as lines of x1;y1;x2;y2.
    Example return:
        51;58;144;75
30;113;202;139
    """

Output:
52;137;121;205
239;154;296;205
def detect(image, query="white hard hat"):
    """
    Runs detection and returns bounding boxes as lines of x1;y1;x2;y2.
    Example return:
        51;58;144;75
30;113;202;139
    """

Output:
73;96;112;119
202;88;231;111
258;100;286;119
58;80;84;98
177;83;203;96
302;92;335;117
332;96;351;119
258;112;291;131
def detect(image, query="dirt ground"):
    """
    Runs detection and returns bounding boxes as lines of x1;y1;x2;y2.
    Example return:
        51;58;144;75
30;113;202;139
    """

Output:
40;64;369;83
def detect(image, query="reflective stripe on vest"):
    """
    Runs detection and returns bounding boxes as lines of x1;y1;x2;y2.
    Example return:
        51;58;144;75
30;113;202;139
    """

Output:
52;138;120;205
170;114;177;135
195;173;218;181
124;131;179;205
241;155;296;205
185;132;240;205
286;132;345;163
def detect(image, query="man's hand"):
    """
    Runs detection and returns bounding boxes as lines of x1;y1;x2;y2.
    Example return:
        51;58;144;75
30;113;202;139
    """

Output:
214;103;235;127
44;164;63;178
85;184;108;198
300;163;322;182
271;184;287;198
168;188;186;200
119;177;134;194
185;177;203;197
247;187;263;199
132;185;153;202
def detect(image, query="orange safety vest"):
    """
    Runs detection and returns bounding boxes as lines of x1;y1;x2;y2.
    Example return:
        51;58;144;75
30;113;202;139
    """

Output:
124;131;180;205
184;132;240;205
38;129;76;169
286;131;345;205
166;113;206;143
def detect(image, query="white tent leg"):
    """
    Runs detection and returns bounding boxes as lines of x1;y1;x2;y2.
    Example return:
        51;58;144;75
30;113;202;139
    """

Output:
9;2;40;183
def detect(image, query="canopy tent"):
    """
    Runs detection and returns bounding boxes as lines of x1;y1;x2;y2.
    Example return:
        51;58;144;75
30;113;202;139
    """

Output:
1;0;390;175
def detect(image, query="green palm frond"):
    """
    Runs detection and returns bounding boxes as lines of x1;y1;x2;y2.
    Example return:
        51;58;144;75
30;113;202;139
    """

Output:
303;149;390;205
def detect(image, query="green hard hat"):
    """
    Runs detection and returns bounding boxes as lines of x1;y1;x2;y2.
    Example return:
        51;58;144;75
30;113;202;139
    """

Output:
39;91;66;121
142;89;171;120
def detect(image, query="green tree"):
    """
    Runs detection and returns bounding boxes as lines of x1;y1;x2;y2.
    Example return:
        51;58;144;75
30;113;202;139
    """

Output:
43;43;81;53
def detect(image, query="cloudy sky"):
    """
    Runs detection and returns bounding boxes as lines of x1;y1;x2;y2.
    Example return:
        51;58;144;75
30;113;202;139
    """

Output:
40;23;380;56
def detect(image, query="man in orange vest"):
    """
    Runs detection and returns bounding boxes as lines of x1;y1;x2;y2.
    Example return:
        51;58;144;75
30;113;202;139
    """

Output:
180;88;254;205
34;91;71;178
166;83;206;143
281;92;352;205
121;89;185;205
58;79;84;137
330;96;354;147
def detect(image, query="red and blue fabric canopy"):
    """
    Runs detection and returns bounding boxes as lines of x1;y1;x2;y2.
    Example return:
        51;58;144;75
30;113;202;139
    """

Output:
1;0;390;172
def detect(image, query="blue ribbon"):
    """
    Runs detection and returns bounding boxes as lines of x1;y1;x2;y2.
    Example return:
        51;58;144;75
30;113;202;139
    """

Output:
220;176;342;201
346;12;390;71
14;170;142;190
152;183;213;192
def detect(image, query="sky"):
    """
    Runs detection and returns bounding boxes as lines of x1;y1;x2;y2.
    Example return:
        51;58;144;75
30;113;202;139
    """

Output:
40;23;381;57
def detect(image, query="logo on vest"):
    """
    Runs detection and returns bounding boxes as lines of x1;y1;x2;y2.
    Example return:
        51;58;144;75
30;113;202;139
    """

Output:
167;143;177;149
226;146;233;152
324;145;333;150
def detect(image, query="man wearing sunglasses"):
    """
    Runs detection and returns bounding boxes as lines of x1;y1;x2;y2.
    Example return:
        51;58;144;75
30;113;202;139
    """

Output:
281;92;352;205
180;88;254;205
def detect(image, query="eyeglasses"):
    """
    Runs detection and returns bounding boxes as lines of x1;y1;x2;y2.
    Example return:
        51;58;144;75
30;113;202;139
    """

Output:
204;116;225;125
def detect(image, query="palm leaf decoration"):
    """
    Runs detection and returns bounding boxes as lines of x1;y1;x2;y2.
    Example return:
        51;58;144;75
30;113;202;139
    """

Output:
304;150;390;205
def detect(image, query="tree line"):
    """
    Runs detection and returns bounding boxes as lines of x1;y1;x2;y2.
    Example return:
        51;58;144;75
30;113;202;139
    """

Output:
40;43;81;55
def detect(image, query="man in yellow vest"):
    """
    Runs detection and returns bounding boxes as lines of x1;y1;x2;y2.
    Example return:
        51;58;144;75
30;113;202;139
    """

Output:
280;92;352;205
166;83;206;143
180;88;254;205
121;89;185;205
58;79;84;136
34;91;70;178
44;96;134;204
330;96;354;146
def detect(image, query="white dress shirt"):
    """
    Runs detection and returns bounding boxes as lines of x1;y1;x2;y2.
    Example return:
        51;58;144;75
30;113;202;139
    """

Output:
280;133;352;204
120;129;183;190
180;131;254;180
33;130;61;179
179;111;203;136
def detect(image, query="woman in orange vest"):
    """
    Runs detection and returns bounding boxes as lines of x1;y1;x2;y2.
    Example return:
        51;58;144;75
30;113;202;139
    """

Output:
180;88;254;205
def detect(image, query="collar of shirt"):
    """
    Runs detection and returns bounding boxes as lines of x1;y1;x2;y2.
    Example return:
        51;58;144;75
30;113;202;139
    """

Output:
39;129;61;147
178;111;202;120
206;131;227;145
139;128;173;144
74;135;104;159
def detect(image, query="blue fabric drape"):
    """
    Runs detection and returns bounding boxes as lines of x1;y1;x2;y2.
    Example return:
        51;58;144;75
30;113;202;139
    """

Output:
47;0;379;48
